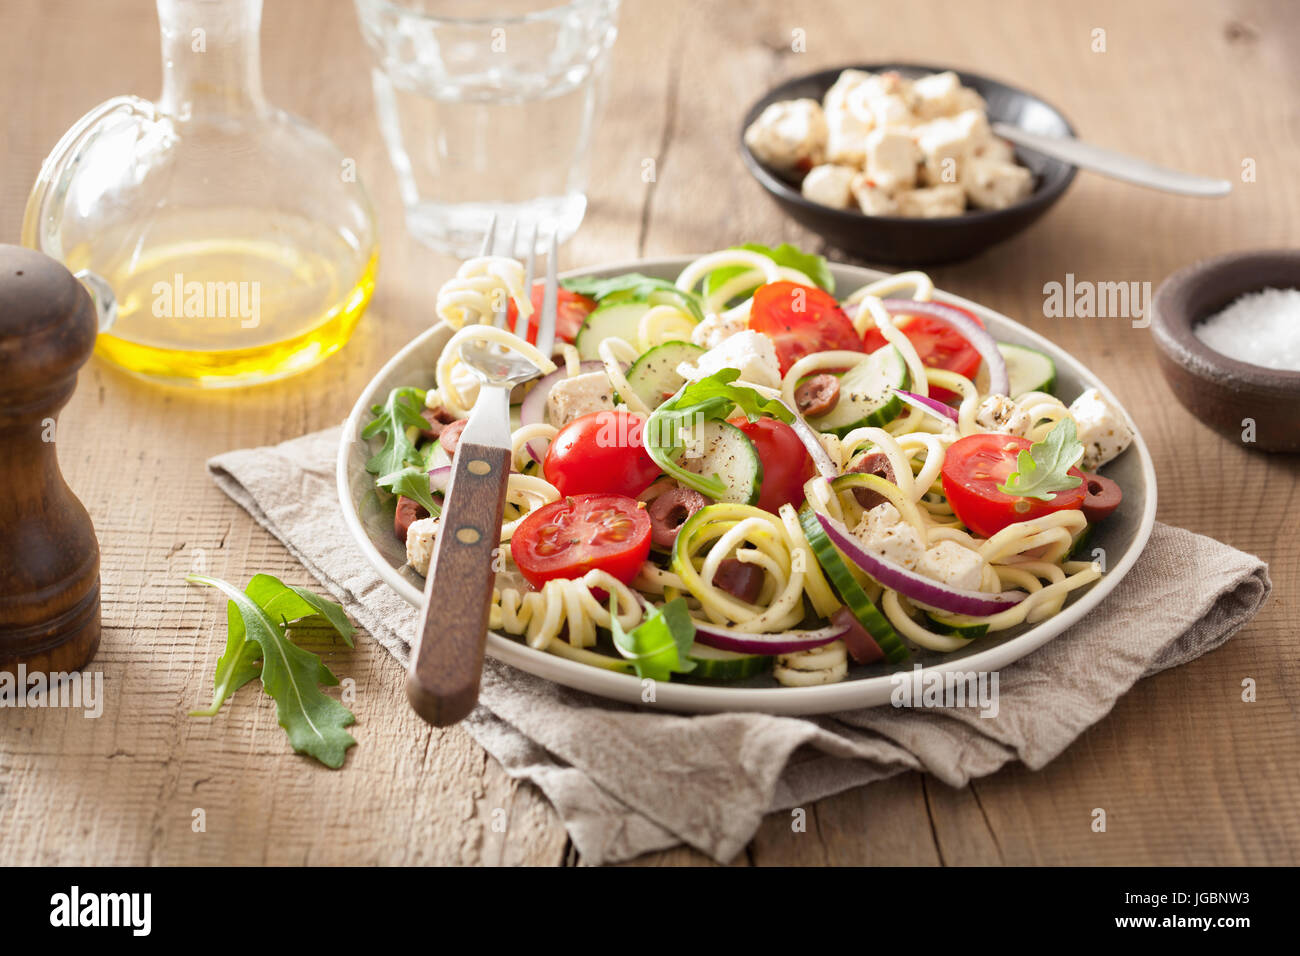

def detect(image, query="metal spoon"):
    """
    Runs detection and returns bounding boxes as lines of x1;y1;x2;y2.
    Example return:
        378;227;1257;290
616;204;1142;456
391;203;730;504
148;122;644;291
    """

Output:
992;122;1232;197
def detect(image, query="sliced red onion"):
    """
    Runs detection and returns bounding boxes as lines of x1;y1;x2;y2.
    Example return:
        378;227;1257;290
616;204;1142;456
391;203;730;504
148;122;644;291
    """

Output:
518;360;605;460
692;620;847;655
427;465;451;495
815;512;1026;617
882;298;1009;396
894;388;959;424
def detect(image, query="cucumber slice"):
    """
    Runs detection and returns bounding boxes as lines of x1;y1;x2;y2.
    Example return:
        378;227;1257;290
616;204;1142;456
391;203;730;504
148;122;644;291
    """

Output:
797;507;908;663
425;441;452;471
575;301;652;360
685;643;774;680
807;346;909;437
1067;523;1093;561
625;341;703;410
998;342;1056;397
923;612;988;639
677;420;762;504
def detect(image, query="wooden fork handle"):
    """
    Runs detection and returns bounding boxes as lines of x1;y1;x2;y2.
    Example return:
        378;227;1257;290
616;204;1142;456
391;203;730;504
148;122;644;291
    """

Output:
406;440;512;726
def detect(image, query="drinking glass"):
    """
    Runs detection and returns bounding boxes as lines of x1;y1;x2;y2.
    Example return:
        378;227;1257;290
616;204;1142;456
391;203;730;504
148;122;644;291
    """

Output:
354;0;621;257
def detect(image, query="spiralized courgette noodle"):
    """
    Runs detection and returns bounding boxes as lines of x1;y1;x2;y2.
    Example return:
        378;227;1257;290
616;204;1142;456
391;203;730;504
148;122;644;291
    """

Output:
389;249;1120;685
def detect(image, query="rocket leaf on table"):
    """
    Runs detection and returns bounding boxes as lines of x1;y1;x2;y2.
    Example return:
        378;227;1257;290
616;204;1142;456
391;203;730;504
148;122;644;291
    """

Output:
187;573;357;769
362;385;429;476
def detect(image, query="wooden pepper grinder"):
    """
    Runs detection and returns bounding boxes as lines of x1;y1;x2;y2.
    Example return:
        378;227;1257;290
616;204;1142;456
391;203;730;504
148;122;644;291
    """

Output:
0;245;100;676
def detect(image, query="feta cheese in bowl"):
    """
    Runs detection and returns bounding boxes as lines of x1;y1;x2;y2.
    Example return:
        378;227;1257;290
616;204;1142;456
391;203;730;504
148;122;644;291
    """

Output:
746;68;1035;219
738;63;1078;265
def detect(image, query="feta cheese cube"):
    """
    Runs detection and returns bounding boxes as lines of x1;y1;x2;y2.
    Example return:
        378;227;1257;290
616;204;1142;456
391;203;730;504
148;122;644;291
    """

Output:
823;69;875;115
406;517;440;576
974;135;1016;165
824;107;873;166
916;109;989;185
911;70;964;120
1069;387;1134;471
801;163;858;208
869;93;915;130
964;156;1034;210
678;330;782;389
851;173;900;216
546;370;616;428
950;86;988;115
864;128;921;191
975;394;1033;437
743;99;827;173
917;540;985;592
852;503;925;570
690;309;748;349
895;184;967;218
857;71;911;103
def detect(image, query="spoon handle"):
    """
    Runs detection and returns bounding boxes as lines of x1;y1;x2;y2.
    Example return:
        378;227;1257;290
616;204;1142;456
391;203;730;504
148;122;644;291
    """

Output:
991;122;1232;197
406;436;512;727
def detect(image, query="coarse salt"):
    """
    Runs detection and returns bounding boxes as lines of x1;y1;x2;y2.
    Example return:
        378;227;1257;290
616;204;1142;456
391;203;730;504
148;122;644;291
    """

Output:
1194;287;1300;372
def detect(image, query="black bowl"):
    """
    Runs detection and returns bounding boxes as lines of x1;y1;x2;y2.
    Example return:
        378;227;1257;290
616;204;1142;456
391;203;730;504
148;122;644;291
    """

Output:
739;63;1078;266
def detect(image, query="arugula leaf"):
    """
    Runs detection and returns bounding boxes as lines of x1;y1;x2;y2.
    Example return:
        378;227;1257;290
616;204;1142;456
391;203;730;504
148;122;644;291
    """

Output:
376;465;441;517
560;272;705;321
997;417;1085;501
192;573;357;717
187;574;357;768
609;596;697;682
191;600;264;718
361;386;428;477
703;242;835;301
645;369;793;499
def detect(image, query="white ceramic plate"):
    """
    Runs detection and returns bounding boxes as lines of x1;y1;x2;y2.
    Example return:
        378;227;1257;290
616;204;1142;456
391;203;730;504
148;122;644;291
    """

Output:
338;258;1157;715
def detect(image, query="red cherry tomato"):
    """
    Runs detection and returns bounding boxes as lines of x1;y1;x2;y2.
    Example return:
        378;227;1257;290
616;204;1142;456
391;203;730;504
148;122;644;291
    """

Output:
511;493;652;587
748;281;865;375
727;417;814;514
941;433;1086;538
862;304;984;403
506;283;597;346
543;410;662;498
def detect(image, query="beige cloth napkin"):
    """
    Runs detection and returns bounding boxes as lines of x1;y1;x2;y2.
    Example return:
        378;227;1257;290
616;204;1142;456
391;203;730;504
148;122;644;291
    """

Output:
208;426;1270;865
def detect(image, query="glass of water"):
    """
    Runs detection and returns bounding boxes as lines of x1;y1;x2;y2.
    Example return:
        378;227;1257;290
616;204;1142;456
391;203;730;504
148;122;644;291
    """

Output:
355;0;621;257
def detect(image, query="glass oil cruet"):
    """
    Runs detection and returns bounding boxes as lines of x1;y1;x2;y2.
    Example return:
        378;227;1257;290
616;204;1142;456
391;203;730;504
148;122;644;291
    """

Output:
22;0;378;388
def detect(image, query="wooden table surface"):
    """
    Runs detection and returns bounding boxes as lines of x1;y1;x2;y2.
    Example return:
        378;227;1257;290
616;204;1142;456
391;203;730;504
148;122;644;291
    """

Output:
1;0;1296;866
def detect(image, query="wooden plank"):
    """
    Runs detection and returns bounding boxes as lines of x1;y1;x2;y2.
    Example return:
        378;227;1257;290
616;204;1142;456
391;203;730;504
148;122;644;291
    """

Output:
635;0;1300;867
0;0;1296;867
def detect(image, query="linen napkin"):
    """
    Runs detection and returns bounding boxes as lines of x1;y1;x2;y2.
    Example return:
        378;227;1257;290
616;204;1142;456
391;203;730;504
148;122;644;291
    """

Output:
208;426;1271;865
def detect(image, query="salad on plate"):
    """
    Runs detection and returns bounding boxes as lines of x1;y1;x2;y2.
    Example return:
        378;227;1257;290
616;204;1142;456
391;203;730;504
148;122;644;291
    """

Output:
362;243;1134;687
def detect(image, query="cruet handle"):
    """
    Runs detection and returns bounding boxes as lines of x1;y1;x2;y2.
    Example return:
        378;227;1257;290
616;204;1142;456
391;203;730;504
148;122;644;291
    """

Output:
21;96;162;334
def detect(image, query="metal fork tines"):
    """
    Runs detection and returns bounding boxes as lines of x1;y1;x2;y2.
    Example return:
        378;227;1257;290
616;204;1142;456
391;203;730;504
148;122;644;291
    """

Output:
480;214;557;355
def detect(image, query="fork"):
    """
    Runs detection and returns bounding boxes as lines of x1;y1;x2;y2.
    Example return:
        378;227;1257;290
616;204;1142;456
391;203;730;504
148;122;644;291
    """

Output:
406;218;558;727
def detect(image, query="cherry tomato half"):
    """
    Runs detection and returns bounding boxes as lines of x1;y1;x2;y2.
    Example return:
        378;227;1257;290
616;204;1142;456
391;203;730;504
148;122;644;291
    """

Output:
727;417;814;514
862;304;984;403
506;283;598;346
511;493;652;587
940;433;1086;538
543;410;662;499
748;281;865;375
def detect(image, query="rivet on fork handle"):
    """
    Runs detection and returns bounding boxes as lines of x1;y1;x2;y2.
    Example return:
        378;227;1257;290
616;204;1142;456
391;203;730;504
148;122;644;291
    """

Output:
406;440;512;726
